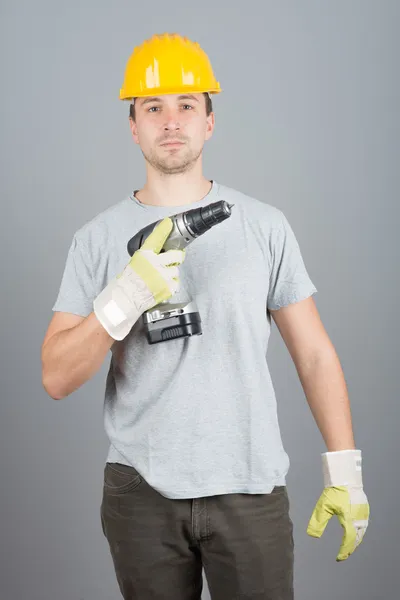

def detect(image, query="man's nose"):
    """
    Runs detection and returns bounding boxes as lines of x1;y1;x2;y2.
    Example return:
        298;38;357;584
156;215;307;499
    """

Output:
163;110;180;130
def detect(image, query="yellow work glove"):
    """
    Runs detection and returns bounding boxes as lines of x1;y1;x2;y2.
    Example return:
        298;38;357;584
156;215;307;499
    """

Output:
307;449;370;561
94;217;185;340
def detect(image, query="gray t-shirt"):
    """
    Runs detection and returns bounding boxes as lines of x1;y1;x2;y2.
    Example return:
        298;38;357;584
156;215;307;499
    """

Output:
52;180;317;499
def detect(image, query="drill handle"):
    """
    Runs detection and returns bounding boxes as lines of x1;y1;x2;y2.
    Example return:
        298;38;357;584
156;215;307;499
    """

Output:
127;220;162;256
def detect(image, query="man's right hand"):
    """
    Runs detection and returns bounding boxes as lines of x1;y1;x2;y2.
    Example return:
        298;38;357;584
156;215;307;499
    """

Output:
93;217;185;340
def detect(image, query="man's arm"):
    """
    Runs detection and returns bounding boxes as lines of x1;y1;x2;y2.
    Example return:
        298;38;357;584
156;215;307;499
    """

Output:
270;296;356;451
41;311;115;401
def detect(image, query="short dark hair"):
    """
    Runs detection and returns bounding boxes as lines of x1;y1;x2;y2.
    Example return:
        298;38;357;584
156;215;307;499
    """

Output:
129;92;213;121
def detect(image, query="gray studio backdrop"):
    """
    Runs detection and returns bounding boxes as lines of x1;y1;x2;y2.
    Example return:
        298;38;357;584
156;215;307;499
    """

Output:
1;1;398;599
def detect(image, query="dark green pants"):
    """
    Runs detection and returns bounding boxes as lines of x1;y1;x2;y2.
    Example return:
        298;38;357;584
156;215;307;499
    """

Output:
100;462;294;599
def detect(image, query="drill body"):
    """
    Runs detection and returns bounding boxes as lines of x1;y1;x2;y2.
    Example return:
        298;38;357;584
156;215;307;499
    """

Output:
127;200;233;344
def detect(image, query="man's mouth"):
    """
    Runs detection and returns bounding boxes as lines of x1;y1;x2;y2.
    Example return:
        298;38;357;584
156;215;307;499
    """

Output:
160;140;185;147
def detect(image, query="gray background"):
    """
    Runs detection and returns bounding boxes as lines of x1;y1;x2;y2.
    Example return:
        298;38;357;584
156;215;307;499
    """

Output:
1;1;398;599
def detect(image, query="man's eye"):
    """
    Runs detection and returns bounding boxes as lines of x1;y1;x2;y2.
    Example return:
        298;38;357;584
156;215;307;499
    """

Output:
147;104;193;112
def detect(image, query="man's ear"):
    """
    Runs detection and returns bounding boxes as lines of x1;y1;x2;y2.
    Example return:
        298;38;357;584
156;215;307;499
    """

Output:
205;112;215;141
129;117;140;144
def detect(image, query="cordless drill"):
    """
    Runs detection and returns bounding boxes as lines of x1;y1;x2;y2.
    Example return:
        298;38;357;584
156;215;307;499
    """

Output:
127;200;233;344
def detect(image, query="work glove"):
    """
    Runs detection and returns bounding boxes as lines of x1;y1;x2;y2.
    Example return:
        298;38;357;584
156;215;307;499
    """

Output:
94;217;185;340
306;449;370;561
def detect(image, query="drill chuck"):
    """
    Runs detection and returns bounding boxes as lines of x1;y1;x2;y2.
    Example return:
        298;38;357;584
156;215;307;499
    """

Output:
183;201;234;237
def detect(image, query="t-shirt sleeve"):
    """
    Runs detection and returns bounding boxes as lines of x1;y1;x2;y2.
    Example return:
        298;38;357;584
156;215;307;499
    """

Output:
51;234;95;317
267;211;317;311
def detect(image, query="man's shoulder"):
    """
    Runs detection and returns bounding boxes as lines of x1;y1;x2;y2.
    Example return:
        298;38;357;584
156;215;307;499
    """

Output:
72;196;132;244
216;181;284;227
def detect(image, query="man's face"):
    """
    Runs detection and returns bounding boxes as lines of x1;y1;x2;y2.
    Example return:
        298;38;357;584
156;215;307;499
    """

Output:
129;94;215;175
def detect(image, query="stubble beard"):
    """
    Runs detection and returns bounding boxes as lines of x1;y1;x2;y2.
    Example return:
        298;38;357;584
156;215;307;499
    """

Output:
141;144;202;175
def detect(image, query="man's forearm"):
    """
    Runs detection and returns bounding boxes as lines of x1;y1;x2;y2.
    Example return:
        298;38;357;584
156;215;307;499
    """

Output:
294;347;356;451
42;312;115;400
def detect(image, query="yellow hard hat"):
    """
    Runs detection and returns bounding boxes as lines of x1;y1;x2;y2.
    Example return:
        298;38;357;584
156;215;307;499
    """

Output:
119;33;222;100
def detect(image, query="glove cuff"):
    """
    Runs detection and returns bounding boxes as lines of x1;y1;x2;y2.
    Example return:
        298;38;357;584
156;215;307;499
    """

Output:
322;449;363;488
93;267;153;340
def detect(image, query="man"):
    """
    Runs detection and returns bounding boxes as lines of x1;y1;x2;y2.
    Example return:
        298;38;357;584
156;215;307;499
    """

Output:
41;33;370;600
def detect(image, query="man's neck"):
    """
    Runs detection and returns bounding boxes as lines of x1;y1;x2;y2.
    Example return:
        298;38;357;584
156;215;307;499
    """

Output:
136;172;213;207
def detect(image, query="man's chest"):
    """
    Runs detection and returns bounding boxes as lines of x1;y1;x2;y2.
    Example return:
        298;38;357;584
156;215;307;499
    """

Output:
100;214;271;309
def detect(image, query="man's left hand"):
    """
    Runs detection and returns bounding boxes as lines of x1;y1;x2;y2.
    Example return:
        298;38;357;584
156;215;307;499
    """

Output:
306;450;370;561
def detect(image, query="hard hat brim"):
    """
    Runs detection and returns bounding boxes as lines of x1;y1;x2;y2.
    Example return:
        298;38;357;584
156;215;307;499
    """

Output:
120;86;222;101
